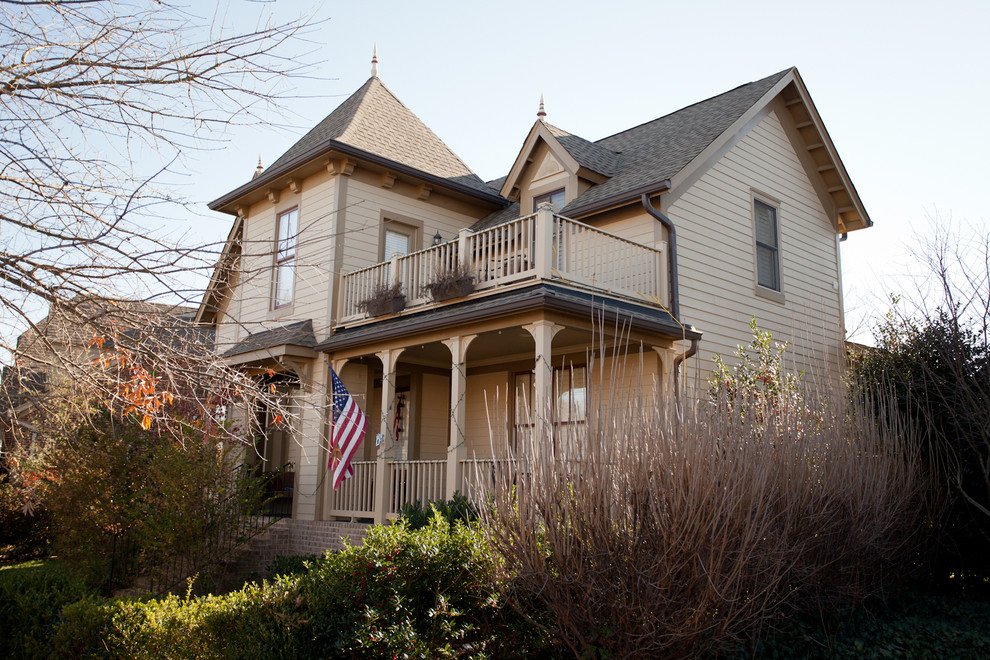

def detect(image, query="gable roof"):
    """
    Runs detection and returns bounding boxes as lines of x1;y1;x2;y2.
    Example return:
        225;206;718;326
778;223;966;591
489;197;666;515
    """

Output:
565;69;791;213
545;124;619;177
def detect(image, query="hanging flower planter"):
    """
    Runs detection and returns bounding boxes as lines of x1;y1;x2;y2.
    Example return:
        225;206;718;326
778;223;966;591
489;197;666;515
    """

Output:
361;283;406;317
424;262;475;302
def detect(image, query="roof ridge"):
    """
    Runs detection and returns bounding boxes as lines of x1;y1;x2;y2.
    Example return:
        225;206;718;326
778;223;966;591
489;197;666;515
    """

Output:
594;68;792;146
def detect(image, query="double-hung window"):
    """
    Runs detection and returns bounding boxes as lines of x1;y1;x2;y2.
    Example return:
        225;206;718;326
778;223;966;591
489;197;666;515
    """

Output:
754;200;780;292
273;208;297;309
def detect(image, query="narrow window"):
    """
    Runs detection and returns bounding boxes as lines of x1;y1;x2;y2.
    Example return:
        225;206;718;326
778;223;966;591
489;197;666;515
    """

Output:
754;200;780;291
273;208;297;309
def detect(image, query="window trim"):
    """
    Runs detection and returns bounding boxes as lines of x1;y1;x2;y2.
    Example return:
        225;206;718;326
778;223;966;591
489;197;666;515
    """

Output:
752;195;785;303
271;207;298;311
378;215;423;262
532;188;566;213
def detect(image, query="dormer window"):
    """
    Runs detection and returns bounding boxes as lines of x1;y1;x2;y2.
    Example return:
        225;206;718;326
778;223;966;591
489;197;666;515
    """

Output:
533;188;565;212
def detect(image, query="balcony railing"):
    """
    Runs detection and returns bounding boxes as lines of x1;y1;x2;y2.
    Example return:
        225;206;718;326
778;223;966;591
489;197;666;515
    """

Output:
337;209;669;324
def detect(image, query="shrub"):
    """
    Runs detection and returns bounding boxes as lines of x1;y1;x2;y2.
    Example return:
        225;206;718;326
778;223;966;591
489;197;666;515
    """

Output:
850;307;990;587
38;516;546;658
398;491;478;530
42;414;270;594
481;336;926;659
295;514;545;658
0;560;94;659
0;471;52;561
266;553;318;577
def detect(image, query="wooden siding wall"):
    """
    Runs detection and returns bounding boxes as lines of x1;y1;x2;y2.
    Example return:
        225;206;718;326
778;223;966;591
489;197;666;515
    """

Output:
668;108;844;387
417;373;450;459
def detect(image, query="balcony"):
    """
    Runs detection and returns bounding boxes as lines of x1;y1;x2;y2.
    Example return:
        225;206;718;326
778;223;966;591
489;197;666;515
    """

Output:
336;207;669;326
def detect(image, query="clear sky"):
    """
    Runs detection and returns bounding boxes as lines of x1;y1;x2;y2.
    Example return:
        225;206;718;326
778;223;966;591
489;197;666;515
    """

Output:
181;0;988;344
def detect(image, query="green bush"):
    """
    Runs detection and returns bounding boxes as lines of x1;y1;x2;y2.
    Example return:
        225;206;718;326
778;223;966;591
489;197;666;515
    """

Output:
294;513;542;658
398;491;477;530
0;560;94;659
34;515;546;658
266;553;318;577
849;309;990;588
43;414;269;593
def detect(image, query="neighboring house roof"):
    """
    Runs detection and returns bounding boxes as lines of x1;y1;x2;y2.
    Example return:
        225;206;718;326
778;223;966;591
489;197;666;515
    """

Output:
222;319;317;358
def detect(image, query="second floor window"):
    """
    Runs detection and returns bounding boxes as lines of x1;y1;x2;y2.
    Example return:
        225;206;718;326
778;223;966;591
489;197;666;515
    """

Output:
533;188;565;212
273;208;297;309
754;200;780;291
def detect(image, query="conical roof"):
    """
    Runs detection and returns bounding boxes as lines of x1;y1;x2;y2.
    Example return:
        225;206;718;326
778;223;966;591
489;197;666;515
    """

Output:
267;77;492;194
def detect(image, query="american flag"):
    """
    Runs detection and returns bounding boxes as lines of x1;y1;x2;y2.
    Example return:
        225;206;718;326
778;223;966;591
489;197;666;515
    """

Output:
329;368;368;490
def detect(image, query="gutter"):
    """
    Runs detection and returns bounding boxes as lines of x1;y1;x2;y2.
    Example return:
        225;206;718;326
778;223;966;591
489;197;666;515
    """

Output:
209;140;509;213
640;193;680;320
564;179;671;219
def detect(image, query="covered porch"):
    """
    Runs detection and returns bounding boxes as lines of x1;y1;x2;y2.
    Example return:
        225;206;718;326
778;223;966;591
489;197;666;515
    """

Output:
318;295;696;524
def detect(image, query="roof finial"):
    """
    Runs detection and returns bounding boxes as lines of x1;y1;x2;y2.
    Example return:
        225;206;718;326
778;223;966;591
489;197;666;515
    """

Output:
371;44;379;78
253;154;263;179
537;93;546;121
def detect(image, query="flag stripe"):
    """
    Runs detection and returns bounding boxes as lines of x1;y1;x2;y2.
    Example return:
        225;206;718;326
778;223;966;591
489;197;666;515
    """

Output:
329;369;368;491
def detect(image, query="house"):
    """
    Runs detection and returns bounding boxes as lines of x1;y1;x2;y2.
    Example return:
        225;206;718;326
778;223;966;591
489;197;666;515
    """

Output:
0;298;201;453
196;59;871;552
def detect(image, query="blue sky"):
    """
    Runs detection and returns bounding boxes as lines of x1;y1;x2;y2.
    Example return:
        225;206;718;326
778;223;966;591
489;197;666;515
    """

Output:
169;0;990;342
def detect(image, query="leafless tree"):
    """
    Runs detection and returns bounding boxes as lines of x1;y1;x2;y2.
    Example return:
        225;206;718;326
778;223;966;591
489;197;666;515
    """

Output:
0;0;318;443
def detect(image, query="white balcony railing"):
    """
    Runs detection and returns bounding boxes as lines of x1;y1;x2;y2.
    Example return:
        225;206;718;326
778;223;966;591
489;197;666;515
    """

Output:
337;209;668;323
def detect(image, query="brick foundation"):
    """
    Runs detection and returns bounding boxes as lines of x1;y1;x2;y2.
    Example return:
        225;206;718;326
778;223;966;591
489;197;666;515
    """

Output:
238;518;373;577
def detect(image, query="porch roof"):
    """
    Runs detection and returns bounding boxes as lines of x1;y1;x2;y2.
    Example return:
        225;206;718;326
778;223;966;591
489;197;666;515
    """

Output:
316;283;698;353
223;319;317;358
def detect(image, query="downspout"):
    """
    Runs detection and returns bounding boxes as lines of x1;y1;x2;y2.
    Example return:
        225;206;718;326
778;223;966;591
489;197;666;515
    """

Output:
672;337;699;396
641;193;698;393
641;193;679;320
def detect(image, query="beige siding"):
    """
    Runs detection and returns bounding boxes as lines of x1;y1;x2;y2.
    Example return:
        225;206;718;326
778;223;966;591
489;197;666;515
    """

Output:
464;371;510;458
340;176;485;276
417;373;450;459
668;108;844;386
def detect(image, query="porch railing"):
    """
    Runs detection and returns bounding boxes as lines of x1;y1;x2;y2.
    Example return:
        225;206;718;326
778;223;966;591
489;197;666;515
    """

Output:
337;210;668;323
460;458;517;502
329;460;376;519
386;459;447;517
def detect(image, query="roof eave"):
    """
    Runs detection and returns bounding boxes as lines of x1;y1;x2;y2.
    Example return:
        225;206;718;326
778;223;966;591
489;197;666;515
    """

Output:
209;140;509;214
564;180;671;219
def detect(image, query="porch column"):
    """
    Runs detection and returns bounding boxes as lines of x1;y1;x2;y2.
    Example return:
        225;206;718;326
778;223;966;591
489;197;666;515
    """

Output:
374;348;403;524
441;334;476;499
523;321;564;447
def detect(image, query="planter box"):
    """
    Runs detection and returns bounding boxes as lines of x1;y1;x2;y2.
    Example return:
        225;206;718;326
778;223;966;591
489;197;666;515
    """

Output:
363;294;406;317
425;276;474;302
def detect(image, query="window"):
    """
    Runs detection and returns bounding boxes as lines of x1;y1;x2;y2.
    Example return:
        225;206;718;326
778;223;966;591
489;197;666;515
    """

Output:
273;208;297;309
533;188;565;212
754;200;780;291
383;228;411;259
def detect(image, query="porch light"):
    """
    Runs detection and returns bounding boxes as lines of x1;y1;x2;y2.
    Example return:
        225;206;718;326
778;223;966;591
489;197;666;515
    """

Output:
433;231;442;245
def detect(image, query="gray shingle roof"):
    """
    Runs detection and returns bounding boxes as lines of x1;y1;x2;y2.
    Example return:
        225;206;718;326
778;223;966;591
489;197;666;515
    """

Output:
545;123;619;177
223;319;316;358
562;69;790;212
266;77;494;196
